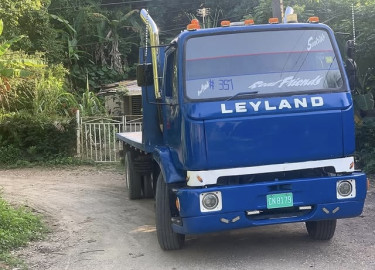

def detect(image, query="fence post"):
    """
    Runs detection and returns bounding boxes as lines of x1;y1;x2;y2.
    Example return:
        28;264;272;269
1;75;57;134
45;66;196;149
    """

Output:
76;110;81;157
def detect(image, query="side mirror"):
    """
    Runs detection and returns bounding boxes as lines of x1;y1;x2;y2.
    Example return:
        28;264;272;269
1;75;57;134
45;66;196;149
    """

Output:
137;63;154;86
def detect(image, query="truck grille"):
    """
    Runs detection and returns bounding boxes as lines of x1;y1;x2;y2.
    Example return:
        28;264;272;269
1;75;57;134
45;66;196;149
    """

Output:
217;167;335;186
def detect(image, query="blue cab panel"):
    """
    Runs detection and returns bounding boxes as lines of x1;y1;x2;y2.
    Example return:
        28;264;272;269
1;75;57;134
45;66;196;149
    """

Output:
157;23;357;172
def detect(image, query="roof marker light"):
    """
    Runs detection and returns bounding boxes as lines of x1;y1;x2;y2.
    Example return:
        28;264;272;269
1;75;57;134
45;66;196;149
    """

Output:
309;16;320;23
286;14;298;23
187;23;199;31
191;19;199;26
221;20;231;27
269;17;279;24
244;19;254;25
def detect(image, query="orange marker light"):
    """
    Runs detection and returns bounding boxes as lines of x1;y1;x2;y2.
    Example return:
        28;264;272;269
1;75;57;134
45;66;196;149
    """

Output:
350;161;354;170
176;198;181;212
221;20;231;27
269;17;279;24
309;16;320;23
244;19;254;25
187;23;199;31
197;175;203;182
191;19;199;26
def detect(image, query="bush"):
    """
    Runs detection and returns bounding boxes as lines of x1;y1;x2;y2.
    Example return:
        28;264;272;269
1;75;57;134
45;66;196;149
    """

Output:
0;112;76;164
0;145;21;164
356;119;375;173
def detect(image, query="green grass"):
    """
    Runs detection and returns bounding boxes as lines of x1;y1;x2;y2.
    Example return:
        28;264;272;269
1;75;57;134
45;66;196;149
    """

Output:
0;196;47;269
0;156;95;169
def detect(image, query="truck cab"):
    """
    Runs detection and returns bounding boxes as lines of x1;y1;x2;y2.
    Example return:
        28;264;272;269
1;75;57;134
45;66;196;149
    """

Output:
117;10;367;250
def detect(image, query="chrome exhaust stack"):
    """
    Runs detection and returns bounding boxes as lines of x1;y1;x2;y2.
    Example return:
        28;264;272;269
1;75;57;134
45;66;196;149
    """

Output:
140;9;160;98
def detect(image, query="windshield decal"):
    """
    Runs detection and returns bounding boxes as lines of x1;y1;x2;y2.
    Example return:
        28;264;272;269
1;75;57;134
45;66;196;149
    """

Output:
248;75;323;90
198;81;210;96
307;33;326;51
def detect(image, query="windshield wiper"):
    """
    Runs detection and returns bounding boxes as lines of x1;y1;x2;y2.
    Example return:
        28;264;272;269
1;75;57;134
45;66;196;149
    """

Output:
225;91;259;101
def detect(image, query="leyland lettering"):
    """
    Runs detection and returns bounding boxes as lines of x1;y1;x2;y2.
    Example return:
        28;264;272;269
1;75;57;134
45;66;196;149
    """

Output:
221;97;324;114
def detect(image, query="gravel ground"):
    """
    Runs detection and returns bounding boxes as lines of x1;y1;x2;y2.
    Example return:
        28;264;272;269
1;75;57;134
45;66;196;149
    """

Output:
0;166;374;270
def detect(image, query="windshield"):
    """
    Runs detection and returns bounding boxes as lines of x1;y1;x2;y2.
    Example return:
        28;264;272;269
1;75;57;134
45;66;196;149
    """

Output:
185;29;344;100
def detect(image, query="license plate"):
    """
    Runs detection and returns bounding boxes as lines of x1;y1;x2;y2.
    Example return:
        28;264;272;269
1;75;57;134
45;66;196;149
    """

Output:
266;193;293;209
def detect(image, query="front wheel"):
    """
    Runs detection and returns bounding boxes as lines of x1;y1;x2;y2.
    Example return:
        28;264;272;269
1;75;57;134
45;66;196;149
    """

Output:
305;219;337;240
155;173;185;250
142;174;154;199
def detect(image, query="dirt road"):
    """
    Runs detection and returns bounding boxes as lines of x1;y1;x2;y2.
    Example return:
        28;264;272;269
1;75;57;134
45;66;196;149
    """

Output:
0;166;374;270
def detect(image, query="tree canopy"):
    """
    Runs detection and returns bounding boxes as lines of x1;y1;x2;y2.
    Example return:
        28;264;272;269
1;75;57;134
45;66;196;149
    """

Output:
1;0;375;93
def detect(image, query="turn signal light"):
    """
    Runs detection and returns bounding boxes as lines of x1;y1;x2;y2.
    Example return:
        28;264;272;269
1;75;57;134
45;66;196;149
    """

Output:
309;16;320;23
221;20;231;27
244;19;254;25
175;197;180;212
269;17;279;24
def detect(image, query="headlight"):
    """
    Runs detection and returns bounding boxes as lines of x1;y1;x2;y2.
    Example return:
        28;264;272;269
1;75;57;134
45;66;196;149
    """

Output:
202;193;219;210
337;181;352;196
200;191;222;212
337;179;356;199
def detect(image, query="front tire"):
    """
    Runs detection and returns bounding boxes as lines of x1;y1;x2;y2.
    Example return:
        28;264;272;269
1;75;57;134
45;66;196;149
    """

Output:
306;219;337;240
142;174;154;199
155;173;185;250
124;150;142;200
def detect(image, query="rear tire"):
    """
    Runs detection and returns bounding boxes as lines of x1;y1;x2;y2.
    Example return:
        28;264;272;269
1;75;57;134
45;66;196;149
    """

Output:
155;173;185;250
306;219;337;240
124;151;142;200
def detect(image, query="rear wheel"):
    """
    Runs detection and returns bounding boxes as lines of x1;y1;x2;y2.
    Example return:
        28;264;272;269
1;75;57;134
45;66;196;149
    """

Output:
306;219;337;240
124;150;142;200
155;173;185;250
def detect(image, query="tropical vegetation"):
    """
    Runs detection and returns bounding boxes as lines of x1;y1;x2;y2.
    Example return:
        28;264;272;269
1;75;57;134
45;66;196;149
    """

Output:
0;0;375;168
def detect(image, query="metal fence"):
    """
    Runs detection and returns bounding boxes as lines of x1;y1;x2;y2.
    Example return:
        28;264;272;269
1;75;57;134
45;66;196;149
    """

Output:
123;115;143;132
77;111;142;162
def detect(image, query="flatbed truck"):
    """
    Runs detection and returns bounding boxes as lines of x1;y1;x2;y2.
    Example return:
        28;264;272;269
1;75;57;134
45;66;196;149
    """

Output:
117;10;368;250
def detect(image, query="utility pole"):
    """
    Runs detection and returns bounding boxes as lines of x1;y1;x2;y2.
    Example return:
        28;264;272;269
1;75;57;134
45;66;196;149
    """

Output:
197;8;210;28
272;0;284;22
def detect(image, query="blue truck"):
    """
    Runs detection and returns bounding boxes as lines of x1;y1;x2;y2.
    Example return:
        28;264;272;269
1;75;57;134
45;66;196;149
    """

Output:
116;9;368;250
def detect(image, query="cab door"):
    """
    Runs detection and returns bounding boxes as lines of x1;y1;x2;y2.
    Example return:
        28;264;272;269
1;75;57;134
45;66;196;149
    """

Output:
162;48;182;150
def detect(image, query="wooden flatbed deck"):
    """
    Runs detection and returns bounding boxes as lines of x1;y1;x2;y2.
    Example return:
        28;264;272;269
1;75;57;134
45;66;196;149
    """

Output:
116;132;145;151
